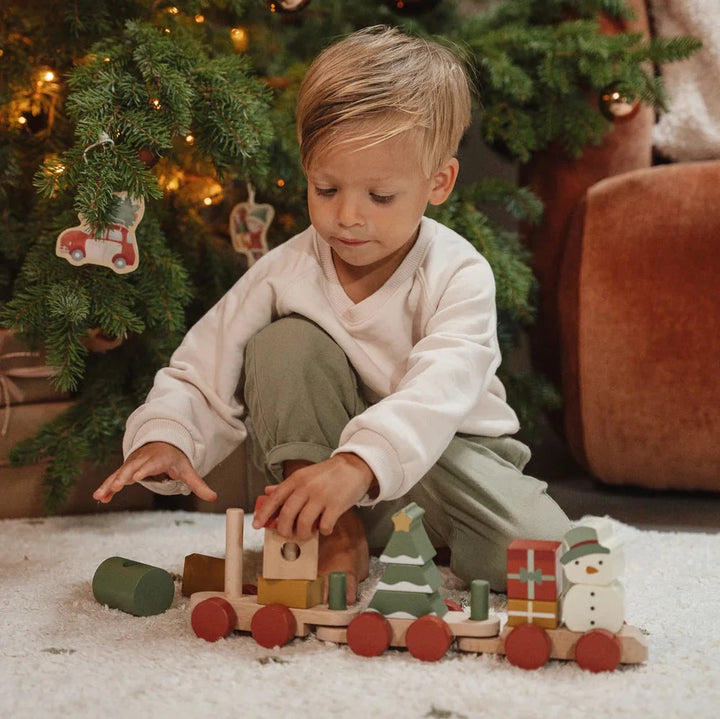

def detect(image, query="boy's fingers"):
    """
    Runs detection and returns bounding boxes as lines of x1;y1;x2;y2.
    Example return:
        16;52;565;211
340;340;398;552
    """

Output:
318;509;340;537
296;501;324;540
181;472;218;502
276;492;308;538
253;485;290;528
155;454;217;502
93;472;119;499
93;461;139;500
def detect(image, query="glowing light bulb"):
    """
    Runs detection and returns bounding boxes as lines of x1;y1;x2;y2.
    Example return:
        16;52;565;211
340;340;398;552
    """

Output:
43;71;55;82
203;197;213;206
230;28;249;52
185;134;194;144
276;178;286;188
195;14;205;22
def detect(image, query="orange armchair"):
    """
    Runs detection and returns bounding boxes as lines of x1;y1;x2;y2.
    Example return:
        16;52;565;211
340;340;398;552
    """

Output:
521;0;720;491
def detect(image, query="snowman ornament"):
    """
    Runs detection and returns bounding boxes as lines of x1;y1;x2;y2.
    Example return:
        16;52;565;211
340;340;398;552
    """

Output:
560;519;625;634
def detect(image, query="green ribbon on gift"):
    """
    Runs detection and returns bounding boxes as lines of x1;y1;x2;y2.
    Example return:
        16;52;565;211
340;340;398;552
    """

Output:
519;567;543;585
508;549;556;599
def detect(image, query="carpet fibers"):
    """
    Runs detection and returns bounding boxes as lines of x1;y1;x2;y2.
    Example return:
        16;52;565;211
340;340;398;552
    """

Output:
1;510;717;719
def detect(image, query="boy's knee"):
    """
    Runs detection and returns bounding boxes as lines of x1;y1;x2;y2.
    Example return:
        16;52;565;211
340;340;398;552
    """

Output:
511;491;571;545
247;315;327;366
245;315;347;388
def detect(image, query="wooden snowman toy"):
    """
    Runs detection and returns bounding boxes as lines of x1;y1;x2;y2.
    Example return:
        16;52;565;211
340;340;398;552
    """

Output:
560;518;625;634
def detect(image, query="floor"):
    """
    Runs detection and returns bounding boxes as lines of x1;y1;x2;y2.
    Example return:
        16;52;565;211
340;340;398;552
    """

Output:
528;426;720;534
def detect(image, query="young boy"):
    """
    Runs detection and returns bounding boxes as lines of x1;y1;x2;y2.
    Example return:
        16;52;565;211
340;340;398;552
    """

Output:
93;26;569;602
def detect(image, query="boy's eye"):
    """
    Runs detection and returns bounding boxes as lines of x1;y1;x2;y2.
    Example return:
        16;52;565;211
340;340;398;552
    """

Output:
370;193;395;204
314;187;336;197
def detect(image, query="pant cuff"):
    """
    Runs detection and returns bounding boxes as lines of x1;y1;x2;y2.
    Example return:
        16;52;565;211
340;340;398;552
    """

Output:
266;442;334;482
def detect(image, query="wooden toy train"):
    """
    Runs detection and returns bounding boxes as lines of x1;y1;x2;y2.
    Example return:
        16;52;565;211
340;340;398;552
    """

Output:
186;501;648;672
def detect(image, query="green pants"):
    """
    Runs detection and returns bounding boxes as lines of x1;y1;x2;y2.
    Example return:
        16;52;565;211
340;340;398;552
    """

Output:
243;316;570;591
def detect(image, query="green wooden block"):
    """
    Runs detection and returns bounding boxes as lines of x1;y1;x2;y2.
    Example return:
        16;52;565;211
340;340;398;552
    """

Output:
328;571;347;610
92;557;175;617
470;579;489;621
376;561;443;592
368;589;447;618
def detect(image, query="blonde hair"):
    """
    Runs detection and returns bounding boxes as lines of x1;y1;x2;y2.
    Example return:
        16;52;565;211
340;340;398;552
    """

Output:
296;26;473;178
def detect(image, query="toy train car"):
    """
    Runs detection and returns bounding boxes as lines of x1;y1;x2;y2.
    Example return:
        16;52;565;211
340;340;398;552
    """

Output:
188;507;648;672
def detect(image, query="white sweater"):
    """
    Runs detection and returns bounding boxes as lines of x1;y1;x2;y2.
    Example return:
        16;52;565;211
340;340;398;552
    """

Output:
125;217;519;505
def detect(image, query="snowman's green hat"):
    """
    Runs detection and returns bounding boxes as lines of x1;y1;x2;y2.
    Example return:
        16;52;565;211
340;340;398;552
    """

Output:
561;526;611;564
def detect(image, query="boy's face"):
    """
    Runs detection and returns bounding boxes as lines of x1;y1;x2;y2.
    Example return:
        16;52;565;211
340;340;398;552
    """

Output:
306;130;457;298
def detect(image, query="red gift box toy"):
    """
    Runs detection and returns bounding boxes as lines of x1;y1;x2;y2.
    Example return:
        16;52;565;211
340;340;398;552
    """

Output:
506;539;562;601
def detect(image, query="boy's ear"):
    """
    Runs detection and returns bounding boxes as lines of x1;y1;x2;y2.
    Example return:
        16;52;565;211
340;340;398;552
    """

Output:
428;157;459;206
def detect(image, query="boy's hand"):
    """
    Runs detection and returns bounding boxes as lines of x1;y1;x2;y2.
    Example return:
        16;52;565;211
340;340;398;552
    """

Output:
252;453;375;540
92;441;218;504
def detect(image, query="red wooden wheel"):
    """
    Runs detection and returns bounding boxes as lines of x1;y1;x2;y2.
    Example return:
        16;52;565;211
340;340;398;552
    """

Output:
346;611;393;657
574;629;622;673
250;604;298;648
191;596;237;642
504;624;552;670
406;615;454;662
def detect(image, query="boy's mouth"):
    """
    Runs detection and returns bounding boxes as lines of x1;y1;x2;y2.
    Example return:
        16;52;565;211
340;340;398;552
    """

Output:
334;236;367;246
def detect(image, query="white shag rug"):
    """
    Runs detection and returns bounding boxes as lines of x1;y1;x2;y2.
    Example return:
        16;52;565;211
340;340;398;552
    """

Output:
1;510;718;719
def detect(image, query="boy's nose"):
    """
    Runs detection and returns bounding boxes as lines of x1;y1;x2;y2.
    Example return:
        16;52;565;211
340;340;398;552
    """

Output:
336;196;363;227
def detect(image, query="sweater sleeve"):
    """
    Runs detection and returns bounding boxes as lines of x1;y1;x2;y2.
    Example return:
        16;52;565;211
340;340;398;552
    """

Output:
123;264;278;484
333;256;507;504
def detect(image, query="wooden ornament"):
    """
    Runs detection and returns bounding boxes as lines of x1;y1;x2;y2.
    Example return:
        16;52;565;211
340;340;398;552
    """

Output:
229;185;274;266
56;192;143;274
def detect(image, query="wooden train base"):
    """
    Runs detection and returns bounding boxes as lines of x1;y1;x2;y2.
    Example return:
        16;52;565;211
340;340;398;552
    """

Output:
188;508;648;671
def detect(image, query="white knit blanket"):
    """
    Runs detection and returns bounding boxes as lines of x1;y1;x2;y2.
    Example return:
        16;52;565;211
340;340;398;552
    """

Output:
1;511;719;719
649;0;720;160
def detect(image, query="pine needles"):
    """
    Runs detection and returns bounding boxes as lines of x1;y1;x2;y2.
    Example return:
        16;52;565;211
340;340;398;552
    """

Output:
0;0;700;511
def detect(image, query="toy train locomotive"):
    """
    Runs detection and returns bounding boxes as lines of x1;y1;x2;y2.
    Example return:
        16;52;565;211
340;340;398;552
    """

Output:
187;502;648;672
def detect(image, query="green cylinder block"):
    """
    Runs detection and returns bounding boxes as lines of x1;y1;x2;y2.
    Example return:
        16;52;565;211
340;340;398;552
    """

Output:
328;571;347;610
92;557;175;617
470;579;489;621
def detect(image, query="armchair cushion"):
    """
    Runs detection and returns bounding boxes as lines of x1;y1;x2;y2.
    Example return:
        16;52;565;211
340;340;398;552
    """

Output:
558;160;720;490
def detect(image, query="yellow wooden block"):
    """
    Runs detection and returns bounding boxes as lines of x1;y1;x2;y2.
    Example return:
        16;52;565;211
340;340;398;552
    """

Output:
257;576;324;609
506;598;560;629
